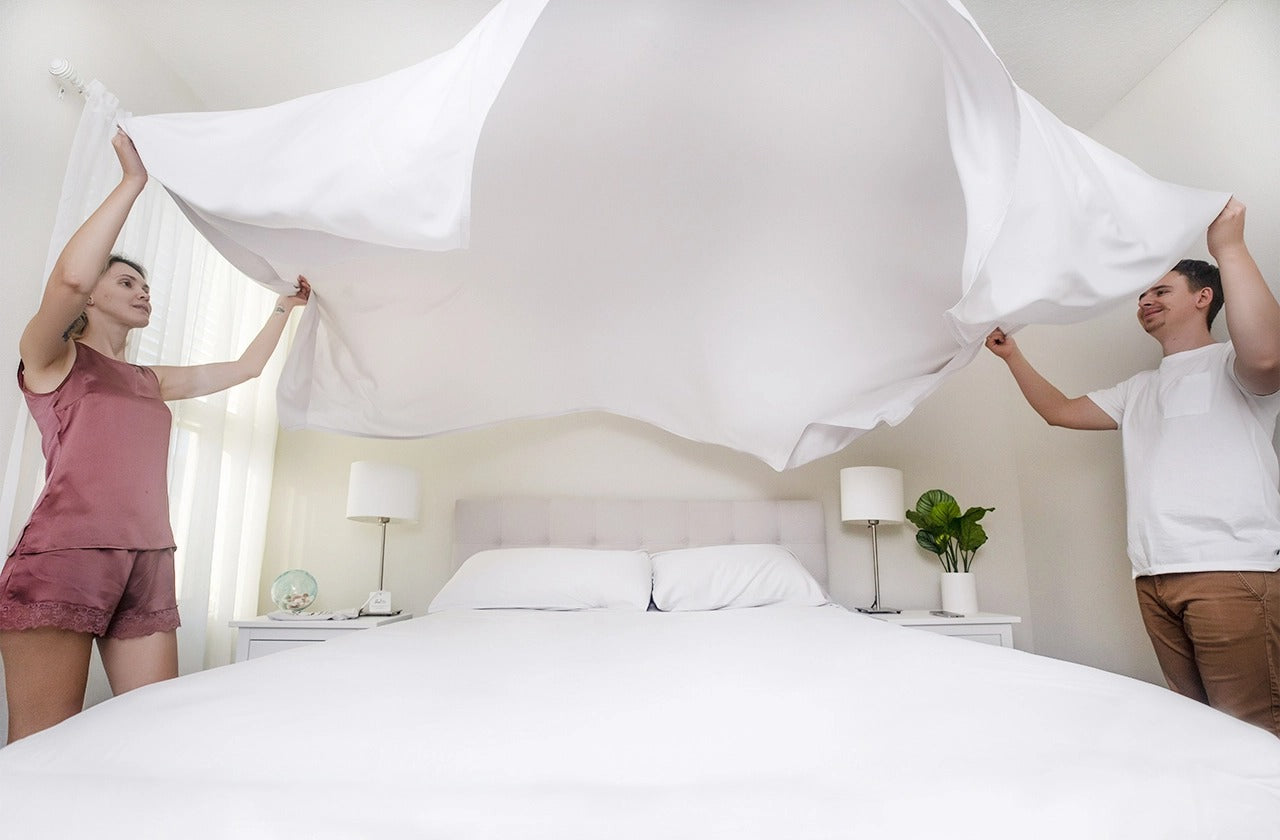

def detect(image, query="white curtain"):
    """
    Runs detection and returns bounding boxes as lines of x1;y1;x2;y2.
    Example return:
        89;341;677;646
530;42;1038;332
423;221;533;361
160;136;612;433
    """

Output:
1;82;283;674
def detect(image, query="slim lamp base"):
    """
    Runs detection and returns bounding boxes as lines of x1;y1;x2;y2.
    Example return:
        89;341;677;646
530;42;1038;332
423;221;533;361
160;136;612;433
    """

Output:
857;521;899;616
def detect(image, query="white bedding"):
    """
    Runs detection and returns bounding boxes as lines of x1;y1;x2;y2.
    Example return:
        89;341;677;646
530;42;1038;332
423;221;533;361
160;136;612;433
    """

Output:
121;0;1227;469
1;607;1277;838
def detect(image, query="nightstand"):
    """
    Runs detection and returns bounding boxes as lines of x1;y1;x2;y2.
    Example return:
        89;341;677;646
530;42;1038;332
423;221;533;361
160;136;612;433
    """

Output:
870;610;1020;648
230;613;414;662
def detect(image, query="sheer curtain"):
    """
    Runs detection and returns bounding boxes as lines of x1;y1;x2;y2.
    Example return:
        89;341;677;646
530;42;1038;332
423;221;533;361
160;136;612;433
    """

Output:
1;82;284;674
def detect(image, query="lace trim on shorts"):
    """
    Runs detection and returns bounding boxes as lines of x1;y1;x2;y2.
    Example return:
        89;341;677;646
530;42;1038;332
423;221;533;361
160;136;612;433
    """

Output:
0;600;109;635
105;606;181;639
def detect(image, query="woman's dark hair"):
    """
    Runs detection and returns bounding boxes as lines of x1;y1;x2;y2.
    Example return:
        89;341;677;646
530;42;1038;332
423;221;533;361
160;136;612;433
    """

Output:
1172;258;1223;328
105;253;147;281
63;253;148;341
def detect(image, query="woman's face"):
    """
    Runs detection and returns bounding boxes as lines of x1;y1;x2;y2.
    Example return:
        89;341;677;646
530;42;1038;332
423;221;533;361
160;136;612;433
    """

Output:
89;262;151;330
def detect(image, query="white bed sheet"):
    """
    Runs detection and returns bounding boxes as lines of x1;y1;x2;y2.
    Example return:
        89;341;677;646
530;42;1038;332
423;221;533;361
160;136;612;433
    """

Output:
121;0;1227;470
1;607;1277;838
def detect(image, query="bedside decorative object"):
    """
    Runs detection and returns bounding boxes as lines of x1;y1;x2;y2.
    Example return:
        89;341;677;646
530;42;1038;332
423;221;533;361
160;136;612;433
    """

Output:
905;489;994;616
940;571;978;615
347;461;421;616
270;569;319;614
840;466;904;615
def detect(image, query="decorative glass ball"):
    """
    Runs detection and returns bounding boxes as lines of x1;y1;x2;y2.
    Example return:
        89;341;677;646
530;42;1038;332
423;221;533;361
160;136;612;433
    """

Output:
270;569;318;613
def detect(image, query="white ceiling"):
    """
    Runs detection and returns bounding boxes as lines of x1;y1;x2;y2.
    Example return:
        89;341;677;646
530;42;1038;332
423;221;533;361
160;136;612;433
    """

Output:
962;0;1227;127
112;0;1227;130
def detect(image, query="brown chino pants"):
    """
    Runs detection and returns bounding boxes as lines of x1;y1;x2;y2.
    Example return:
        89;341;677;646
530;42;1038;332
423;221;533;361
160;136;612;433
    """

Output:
1135;570;1280;737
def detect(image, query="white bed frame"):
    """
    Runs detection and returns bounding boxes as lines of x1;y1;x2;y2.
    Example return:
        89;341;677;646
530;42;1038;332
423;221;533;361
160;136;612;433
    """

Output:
453;498;827;588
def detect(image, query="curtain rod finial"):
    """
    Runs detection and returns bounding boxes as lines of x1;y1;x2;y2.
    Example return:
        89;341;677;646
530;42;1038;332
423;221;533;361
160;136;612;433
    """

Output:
49;58;86;99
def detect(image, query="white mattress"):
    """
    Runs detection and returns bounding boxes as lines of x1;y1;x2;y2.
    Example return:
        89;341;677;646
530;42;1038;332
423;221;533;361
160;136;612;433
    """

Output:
1;606;1278;838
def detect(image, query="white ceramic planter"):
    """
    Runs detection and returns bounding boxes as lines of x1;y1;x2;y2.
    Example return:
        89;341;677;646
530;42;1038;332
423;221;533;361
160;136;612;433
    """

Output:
940;571;978;615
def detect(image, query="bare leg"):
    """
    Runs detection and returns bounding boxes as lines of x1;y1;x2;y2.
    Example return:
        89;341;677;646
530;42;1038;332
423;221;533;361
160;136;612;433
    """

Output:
97;630;178;695
0;627;93;743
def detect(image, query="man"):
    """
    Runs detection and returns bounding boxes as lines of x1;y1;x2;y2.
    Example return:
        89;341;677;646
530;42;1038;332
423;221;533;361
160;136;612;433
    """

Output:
986;198;1280;737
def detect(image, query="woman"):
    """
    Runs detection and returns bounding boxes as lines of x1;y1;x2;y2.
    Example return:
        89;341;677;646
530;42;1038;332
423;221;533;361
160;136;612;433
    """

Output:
0;128;310;743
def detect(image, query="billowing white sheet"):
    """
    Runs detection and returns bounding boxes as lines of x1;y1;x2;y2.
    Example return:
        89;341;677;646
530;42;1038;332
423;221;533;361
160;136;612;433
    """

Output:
123;0;1227;469
1;608;1276;838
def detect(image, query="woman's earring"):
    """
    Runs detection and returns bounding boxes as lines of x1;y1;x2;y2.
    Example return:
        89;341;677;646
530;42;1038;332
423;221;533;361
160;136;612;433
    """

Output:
86;297;94;305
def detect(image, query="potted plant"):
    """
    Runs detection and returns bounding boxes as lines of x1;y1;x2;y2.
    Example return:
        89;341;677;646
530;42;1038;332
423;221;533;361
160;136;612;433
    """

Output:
905;489;994;615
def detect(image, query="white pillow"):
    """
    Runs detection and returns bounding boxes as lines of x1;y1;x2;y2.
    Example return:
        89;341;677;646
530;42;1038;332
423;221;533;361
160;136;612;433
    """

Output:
651;543;828;611
427;547;652;613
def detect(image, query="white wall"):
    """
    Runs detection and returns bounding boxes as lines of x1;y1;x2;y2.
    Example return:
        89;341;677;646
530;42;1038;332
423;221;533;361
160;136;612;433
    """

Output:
1008;0;1280;683
0;0;202;742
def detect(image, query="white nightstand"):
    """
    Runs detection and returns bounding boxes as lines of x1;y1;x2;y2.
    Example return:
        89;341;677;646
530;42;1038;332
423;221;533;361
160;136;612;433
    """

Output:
869;610;1021;648
230;613;414;662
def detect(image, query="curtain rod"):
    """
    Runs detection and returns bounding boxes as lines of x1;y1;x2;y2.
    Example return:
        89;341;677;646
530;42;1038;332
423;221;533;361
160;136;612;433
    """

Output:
49;58;87;99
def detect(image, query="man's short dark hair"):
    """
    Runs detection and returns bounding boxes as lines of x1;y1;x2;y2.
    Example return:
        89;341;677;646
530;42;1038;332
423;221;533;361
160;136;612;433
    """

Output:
1172;258;1223;328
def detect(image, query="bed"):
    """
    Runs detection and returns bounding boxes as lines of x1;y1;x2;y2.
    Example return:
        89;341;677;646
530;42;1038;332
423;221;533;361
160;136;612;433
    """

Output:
1;498;1277;838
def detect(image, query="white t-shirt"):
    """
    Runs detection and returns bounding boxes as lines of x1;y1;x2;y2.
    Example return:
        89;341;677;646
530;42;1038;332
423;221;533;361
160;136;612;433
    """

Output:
1087;342;1280;577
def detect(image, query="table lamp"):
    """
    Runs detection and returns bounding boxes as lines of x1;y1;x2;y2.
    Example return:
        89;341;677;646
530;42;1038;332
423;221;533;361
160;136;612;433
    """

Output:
346;461;420;615
840;466;904;614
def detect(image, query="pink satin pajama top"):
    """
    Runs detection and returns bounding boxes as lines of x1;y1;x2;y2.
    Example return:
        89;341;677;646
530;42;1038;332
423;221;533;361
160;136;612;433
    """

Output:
11;342;176;554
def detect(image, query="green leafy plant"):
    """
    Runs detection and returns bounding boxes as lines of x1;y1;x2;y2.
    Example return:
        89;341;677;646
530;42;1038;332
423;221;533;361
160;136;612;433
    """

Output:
904;489;994;573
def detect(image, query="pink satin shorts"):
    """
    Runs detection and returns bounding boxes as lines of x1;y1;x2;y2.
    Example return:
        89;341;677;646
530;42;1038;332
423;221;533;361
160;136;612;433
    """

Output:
0;547;181;638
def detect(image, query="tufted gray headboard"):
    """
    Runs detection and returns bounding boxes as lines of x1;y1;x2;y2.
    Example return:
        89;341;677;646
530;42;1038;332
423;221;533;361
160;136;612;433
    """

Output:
453;498;827;588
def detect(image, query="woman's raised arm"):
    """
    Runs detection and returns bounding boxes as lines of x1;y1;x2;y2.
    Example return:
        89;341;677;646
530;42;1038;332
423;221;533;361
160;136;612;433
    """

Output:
20;129;147;375
151;277;312;401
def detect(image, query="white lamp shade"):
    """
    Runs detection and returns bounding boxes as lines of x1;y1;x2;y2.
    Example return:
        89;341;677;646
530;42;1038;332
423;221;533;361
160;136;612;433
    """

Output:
346;461;421;524
840;466;904;524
